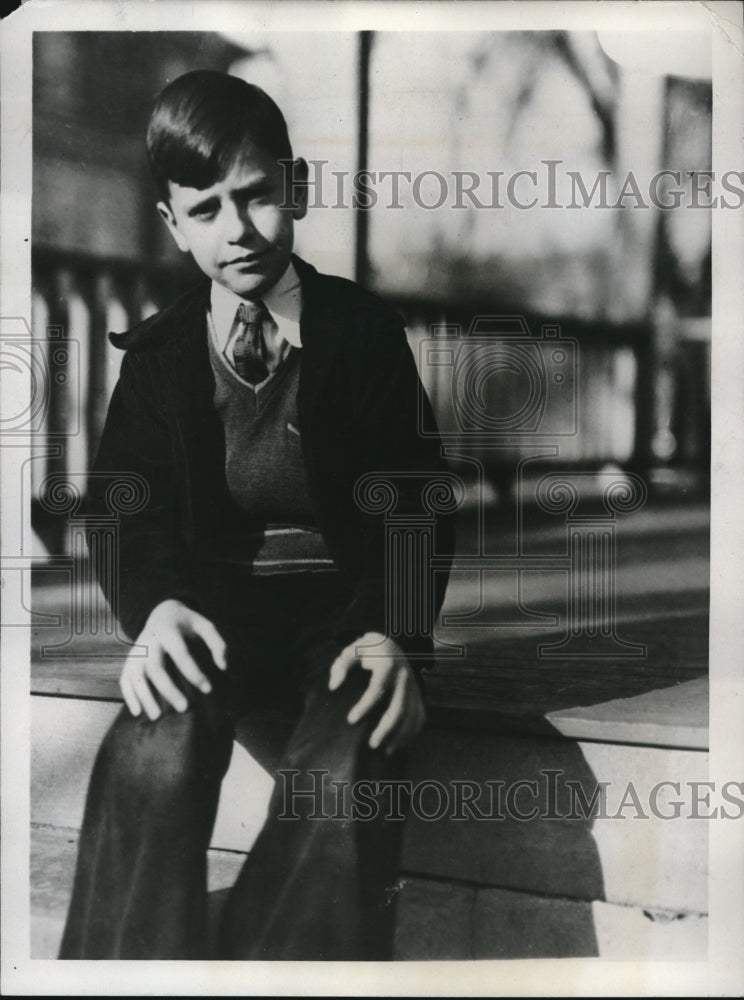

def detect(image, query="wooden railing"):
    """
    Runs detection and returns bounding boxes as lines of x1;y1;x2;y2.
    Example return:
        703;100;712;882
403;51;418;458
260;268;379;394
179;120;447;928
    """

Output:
29;249;709;555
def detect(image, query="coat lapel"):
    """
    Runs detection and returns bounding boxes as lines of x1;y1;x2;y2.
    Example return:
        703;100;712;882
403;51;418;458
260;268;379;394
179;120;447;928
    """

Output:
293;255;345;431
157;282;230;535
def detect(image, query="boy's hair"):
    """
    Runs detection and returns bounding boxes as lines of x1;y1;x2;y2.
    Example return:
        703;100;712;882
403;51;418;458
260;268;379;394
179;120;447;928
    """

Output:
146;69;293;201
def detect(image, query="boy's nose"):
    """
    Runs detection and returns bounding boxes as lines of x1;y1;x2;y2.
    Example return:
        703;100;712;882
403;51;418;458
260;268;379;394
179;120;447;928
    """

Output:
224;202;255;244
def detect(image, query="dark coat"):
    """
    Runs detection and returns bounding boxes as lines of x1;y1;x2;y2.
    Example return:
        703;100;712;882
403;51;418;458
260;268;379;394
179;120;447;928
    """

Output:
88;255;455;668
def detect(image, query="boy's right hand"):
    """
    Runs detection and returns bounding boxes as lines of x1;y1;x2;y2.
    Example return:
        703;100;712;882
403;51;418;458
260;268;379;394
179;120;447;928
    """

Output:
121;599;228;720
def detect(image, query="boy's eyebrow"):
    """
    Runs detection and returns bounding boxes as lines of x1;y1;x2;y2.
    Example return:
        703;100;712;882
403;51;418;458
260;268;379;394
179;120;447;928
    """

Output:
232;178;277;199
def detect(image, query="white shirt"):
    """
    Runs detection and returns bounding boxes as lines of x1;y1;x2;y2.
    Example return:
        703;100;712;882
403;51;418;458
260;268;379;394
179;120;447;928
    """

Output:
209;261;303;372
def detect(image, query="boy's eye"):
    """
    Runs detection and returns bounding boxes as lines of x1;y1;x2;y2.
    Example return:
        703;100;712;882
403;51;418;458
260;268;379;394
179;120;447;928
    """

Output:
237;188;272;209
188;200;220;221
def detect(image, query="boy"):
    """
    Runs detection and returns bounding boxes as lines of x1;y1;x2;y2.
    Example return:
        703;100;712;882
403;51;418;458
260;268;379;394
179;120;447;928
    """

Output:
60;69;454;961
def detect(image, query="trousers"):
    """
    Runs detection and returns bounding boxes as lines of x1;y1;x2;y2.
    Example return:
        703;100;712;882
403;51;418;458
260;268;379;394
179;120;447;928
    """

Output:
58;572;409;960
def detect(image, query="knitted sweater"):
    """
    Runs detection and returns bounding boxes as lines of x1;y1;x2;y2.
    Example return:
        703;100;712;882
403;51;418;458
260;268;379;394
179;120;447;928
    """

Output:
207;323;336;575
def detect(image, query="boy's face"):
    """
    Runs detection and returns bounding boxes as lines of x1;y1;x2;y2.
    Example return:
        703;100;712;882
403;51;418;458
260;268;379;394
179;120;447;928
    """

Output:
157;142;307;300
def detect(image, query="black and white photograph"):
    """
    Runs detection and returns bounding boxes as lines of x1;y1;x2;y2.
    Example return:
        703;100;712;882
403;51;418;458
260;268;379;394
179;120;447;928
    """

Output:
1;1;743;995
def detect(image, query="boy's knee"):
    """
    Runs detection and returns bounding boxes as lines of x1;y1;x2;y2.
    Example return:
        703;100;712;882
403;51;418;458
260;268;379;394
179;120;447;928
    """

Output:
283;671;406;787
99;708;229;804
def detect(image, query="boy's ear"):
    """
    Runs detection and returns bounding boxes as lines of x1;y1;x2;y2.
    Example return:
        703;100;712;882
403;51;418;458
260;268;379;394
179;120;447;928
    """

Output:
157;201;190;253
289;157;309;221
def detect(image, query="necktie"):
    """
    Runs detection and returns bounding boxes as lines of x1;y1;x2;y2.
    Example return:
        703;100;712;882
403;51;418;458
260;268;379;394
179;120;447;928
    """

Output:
232;300;269;385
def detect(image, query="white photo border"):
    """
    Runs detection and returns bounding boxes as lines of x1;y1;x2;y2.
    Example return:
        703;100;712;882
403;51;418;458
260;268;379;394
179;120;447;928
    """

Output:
1;1;742;995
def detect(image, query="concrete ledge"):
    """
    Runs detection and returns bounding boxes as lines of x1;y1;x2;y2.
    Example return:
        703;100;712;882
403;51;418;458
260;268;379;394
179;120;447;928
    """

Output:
31;661;709;752
546;676;708;750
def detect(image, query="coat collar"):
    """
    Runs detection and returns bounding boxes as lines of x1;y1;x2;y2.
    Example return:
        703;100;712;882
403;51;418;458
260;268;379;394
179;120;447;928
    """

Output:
110;254;338;362
111;255;347;442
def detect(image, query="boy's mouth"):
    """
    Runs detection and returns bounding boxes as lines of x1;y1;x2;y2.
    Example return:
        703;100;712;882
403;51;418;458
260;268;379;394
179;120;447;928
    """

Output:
223;253;266;268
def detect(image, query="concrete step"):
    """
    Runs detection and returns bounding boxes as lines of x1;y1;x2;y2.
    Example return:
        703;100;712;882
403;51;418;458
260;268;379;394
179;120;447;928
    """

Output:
32;825;706;961
30;824;245;960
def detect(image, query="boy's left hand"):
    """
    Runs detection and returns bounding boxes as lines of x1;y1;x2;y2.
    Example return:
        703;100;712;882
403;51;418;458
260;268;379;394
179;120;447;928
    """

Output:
328;633;425;755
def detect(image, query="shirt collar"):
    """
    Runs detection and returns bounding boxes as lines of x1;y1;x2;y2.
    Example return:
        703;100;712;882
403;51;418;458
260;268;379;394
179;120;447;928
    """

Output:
209;260;303;351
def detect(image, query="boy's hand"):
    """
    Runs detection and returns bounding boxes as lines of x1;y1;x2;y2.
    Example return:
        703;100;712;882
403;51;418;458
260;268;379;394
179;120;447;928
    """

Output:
328;633;425;755
122;599;228;720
